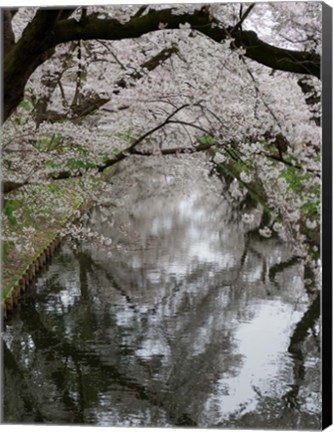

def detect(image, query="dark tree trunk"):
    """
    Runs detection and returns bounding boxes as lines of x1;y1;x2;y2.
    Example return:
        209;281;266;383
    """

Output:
3;9;61;121
2;10;16;57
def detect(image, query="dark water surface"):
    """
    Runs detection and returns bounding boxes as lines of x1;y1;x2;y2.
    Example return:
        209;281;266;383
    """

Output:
2;156;321;428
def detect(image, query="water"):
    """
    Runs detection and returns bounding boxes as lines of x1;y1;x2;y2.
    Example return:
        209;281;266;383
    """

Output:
2;155;321;428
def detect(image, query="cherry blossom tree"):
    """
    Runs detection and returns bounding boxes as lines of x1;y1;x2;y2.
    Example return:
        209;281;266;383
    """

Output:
1;2;322;281
2;3;320;121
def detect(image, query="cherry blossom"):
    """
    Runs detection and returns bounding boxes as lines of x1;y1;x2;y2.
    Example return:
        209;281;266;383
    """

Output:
2;2;322;282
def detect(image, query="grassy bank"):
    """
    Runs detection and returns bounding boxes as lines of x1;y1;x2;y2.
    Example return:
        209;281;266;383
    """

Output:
1;167;117;315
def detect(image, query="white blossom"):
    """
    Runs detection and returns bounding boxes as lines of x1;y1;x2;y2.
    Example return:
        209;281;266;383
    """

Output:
240;171;253;184
259;226;272;238
289;210;301;222
213;152;226;164
179;22;191;30
277;178;288;190
272;222;283;232
305;219;317;229
242;213;254;224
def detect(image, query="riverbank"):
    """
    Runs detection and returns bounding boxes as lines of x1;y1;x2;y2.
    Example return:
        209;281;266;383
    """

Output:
1;167;117;318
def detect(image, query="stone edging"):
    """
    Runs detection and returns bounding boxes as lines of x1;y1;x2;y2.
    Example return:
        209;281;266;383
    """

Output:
1;198;92;321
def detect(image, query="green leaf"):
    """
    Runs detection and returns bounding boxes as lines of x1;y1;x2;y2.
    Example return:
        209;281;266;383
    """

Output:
1;287;11;300
86;161;97;169
53;133;63;145
102;153;110;162
2;242;10;265
48;185;60;193
65;158;95;170
19;100;33;112
76;145;89;156
198;135;215;145
34;142;42;151
112;148;121;156
4;200;19;217
15;117;27;125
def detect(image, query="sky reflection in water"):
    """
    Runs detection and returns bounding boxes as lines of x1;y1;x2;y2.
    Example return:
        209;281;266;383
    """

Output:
2;156;321;428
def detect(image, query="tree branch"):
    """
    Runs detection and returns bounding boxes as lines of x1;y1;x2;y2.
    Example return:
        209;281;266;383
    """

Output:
2;180;28;194
297;77;321;126
3;9;64;121
232;3;256;32
131;142;215;156
113;45;179;93
35;45;179;124
3;6;320;122
229;28;320;78
97;104;193;172
50;104;212;181
52;8;320;78
50;141;215;181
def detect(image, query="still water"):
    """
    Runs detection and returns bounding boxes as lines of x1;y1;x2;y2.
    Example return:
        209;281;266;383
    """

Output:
2;156;321;428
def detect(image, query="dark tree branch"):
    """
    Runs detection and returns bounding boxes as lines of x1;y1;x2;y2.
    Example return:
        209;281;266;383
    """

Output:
167;119;212;136
232;3;256;32
253;150;321;176
131;142;215;156
51;8;320;78
49;105;214;181
10;9;19;18
3;9;63;121
71;41;83;107
58;8;78;21
229;28;319;78
35;95;111;125
2;180;28;194
134;5;149;18
113;45;179;92
50;141;215;181
31;42;76;126
96;40;126;70
297;77;321;126
3;6;321;123
97;104;193;172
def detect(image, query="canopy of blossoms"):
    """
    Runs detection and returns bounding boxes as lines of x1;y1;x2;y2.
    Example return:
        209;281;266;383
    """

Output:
1;2;322;284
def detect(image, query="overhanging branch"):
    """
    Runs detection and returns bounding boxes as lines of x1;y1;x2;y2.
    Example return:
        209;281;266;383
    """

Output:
3;6;321;123
52;7;320;78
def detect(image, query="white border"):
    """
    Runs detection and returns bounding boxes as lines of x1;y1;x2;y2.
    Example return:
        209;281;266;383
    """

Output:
1;1;332;432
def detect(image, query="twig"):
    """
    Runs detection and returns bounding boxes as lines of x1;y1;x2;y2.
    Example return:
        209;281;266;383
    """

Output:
232;3;256;33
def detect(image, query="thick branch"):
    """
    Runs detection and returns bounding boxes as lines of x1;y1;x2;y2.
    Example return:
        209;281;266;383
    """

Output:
34;95;111;124
52;8;320;78
3;6;320;122
230;28;320;79
50;141;215;180
3;9;63;121
2;180;28;194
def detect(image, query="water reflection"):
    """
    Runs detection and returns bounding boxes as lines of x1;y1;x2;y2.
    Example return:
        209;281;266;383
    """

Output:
2;156;321;428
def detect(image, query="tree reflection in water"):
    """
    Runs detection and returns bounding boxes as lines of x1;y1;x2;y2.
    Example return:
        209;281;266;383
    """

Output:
2;156;321;428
